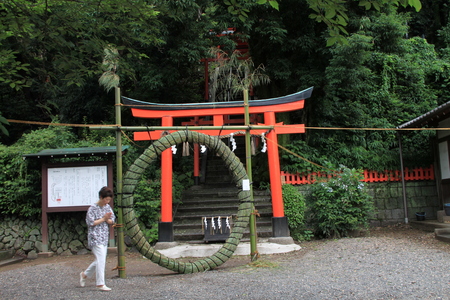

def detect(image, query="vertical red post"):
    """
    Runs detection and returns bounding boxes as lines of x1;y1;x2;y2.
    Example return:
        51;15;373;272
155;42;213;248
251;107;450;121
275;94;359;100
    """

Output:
193;117;200;185
194;143;200;184
161;116;173;222
213;114;224;126
264;111;284;218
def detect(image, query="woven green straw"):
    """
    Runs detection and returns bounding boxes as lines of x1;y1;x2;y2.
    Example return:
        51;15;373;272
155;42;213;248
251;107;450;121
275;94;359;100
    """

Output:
121;130;252;273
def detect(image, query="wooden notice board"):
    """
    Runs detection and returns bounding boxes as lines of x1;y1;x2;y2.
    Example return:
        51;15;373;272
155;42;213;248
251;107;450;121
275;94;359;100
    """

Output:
41;161;114;252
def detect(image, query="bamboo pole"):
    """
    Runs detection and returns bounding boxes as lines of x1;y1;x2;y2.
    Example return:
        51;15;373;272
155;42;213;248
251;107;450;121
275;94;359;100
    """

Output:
397;131;409;224
91;125;274;131
115;87;126;278
244;89;258;261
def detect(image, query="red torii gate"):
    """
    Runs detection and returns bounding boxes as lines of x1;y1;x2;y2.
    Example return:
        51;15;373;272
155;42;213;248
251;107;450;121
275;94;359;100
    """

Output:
122;87;313;241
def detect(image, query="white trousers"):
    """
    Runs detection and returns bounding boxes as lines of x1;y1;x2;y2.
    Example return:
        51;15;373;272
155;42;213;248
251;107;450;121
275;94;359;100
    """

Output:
84;244;107;286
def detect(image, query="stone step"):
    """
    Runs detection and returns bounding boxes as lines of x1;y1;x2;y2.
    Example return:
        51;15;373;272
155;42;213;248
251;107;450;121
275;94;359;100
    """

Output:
176;203;272;212
174;210;272;220
0;256;25;267
436;234;450;243
204;175;234;185
182;194;239;200
183;188;270;198
410;220;450;232
0;249;14;261
174;226;273;241
183;187;240;196
174;220;272;230
435;227;450;235
435;227;450;243
179;199;271;207
205;165;234;173
173;219;272;227
175;226;273;236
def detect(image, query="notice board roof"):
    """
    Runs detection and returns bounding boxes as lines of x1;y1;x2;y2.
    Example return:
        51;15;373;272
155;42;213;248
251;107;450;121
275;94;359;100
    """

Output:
23;146;129;159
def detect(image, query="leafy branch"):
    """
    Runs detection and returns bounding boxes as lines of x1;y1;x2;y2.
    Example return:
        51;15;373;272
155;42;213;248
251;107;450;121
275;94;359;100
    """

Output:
208;47;270;101
224;0;279;23
307;0;422;46
99;45;120;92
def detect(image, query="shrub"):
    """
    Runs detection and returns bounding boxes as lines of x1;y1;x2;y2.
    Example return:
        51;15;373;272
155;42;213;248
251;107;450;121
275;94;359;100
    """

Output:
307;165;375;238
0;125;77;216
133;175;162;244
282;184;311;241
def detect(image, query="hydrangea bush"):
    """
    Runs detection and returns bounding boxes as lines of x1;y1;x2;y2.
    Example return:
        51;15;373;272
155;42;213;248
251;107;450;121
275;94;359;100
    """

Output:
308;165;375;238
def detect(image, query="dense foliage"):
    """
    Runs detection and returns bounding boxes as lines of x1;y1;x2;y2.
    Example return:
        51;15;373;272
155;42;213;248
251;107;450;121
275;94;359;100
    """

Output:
282;184;312;241
0;125;77;216
307;165;375;238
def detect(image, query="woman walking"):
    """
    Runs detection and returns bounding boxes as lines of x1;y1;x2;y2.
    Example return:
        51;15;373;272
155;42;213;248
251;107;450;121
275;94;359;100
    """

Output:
79;186;115;291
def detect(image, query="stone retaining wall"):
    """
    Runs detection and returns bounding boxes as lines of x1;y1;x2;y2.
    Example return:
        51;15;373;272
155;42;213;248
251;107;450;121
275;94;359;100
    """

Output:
0;212;88;258
368;181;439;225
294;180;440;226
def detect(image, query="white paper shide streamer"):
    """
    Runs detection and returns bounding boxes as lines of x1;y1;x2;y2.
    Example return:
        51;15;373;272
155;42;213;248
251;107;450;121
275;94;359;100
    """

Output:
230;133;237;152
261;132;267;153
211;217;216;231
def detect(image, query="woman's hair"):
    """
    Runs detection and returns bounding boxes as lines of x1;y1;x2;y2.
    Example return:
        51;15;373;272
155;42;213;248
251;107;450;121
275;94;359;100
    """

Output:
98;186;114;199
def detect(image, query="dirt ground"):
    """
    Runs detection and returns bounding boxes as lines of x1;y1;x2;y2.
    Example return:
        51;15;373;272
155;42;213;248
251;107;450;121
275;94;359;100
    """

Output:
1;224;448;277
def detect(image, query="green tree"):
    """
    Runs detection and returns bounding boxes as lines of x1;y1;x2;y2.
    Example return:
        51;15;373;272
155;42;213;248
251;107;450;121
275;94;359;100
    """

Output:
281;8;446;172
0;0;161;144
307;0;422;45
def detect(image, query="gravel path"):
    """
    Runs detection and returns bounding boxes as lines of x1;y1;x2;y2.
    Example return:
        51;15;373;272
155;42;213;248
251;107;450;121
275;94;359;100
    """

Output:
1;227;450;299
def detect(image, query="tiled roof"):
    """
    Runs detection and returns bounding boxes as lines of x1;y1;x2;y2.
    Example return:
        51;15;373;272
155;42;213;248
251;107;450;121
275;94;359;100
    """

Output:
397;101;450;129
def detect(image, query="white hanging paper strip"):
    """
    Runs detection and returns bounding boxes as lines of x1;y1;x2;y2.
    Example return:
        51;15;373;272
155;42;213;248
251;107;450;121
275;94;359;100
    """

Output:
251;137;256;155
200;145;207;153
211;217;216;230
230;133;237;152
218;216;222;229
226;216;230;230
204;217;208;230
171;145;177;154
242;179;250;191
261;132;267;153
182;141;189;156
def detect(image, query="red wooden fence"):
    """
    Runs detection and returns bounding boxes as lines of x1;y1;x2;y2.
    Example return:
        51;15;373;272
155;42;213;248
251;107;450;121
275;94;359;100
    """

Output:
281;165;435;185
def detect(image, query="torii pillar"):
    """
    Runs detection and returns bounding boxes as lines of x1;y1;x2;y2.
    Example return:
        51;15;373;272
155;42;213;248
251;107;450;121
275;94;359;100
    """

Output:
160;116;174;242
264;111;289;236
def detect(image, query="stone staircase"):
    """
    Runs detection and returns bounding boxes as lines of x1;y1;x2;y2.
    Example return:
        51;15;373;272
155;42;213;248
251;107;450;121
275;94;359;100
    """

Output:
434;210;450;243
410;210;450;243
173;138;273;243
